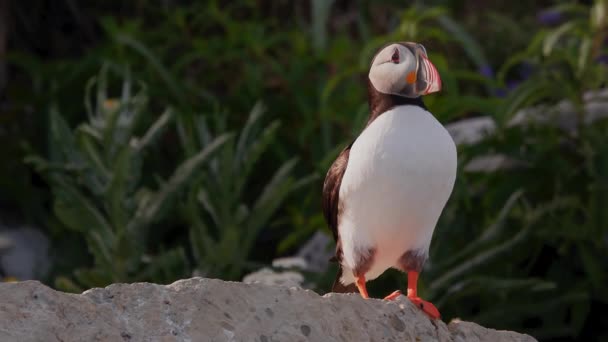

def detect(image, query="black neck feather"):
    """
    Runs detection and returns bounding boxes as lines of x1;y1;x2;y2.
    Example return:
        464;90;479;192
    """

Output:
366;81;426;126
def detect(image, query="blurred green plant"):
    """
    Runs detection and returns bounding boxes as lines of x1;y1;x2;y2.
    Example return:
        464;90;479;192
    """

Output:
421;1;608;340
25;66;231;291
178;103;316;280
495;0;608;123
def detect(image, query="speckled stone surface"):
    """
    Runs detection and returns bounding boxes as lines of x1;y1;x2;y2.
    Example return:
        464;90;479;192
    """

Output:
0;277;537;342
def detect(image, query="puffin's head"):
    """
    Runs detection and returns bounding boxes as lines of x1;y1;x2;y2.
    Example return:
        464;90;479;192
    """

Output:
368;42;441;98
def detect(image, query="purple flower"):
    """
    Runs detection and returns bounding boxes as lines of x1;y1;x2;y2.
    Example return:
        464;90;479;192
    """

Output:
518;62;534;80
596;55;608;65
494;80;521;98
537;10;563;26
479;65;494;79
494;88;507;97
507;80;520;90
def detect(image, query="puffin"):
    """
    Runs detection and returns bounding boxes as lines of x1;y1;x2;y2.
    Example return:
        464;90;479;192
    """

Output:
322;42;457;319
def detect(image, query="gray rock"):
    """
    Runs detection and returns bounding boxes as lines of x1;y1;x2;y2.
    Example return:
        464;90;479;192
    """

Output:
0;233;10;251
242;267;305;288
463;154;528;173
0;277;537;342
508;88;608;133
295;231;333;273
272;256;308;270
446;116;496;146
443;89;608;173
242;231;335;286
0;226;50;280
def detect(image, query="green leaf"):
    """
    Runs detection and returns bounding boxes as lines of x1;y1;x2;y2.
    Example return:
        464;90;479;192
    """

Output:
77;126;110;180
577;37;592;76
78;123;103;142
86;231;115;271
430;222;531;292
235;121;280;195
176;114;198;157
433;190;524;271
133;108;174;152
498;78;555;122
578;245;606;292
48;108;79;163
52;179;113;237
113;34;187;107
113;75;149;147
435;276;555;304
497;52;533;85
235;102;265;166
128;133;233;233
591;0;607;29
95;64;109;121
246;158;299;245
473;291;589;331
197;188;221;227
73;267;114;288
189;221;216;267
311;0;335;53
105;146;134;230
140;247;189;282
84;76;97;122
543;22;576;57
54;276;84;293
437;15;490;72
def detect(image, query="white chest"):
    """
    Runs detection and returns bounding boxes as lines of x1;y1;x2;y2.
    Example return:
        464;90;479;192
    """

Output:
338;105;457;280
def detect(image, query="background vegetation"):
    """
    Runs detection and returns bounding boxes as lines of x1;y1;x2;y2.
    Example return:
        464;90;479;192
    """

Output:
1;1;607;341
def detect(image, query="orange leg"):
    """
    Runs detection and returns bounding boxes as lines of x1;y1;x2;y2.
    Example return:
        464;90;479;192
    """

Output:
383;290;402;301
407;271;441;320
355;275;370;299
407;271;419;297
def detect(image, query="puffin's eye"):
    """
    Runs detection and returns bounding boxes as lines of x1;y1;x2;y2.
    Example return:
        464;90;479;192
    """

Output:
391;49;400;63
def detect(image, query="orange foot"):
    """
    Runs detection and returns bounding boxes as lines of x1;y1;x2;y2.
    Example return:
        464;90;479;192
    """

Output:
408;296;441;320
383;290;402;301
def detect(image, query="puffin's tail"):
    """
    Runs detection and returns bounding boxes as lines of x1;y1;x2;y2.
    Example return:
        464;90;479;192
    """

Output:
331;266;357;293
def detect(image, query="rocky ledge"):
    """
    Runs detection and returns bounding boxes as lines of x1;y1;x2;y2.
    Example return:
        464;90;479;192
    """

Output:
0;277;536;342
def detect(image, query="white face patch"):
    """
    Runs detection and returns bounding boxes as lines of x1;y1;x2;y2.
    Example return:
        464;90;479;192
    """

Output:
368;44;417;96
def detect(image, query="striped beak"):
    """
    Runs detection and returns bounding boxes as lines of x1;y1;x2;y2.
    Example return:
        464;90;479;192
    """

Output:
419;53;442;95
401;42;442;96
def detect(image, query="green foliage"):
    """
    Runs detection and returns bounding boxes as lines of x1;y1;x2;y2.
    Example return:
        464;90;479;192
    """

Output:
177;103;316;279
495;1;608;123
25;66;231;291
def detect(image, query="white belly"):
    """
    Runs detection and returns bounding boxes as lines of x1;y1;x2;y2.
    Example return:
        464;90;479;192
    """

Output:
339;105;457;283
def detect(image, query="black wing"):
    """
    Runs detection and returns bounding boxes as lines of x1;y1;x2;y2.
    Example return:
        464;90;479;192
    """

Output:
322;142;353;242
322;142;357;293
